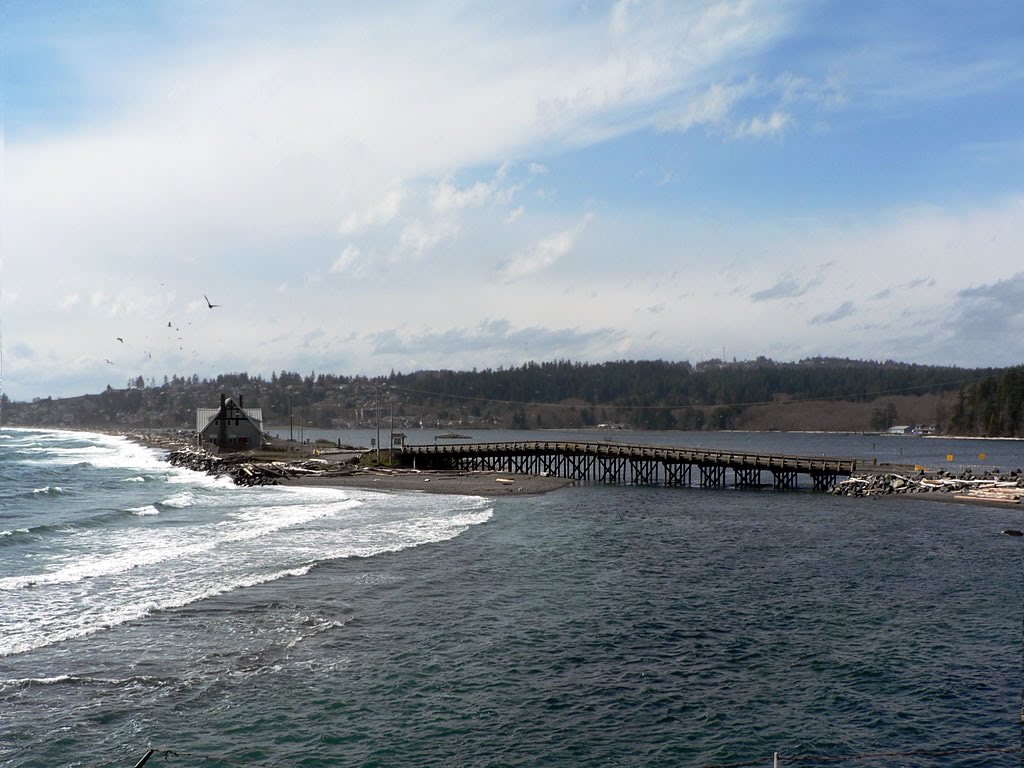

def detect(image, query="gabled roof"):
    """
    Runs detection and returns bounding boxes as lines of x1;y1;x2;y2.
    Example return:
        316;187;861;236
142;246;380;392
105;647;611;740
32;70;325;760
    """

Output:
196;397;264;433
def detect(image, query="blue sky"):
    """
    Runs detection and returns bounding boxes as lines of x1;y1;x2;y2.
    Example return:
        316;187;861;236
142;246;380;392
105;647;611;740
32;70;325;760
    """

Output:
2;0;1022;400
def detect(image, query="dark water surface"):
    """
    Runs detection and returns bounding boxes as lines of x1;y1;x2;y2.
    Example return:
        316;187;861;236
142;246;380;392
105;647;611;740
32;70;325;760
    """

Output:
1;429;1021;767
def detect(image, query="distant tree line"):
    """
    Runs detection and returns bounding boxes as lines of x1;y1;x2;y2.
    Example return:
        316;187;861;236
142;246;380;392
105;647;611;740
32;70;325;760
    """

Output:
2;357;1017;435
388;357;978;410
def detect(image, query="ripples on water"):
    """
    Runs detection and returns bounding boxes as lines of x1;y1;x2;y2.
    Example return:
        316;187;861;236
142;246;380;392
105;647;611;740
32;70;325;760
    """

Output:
0;429;1021;767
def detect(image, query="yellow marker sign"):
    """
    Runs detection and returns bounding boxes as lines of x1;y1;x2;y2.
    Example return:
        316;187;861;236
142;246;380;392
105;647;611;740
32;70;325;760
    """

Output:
979;453;986;460
947;454;954;462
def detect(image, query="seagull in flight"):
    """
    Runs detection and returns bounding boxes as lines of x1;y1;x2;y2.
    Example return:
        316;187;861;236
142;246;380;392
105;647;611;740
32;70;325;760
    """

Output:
116;337;124;343
204;294;221;309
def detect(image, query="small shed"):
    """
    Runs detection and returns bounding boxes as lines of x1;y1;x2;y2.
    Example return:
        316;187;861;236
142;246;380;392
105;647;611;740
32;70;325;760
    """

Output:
886;425;913;435
197;394;265;452
390;432;407;450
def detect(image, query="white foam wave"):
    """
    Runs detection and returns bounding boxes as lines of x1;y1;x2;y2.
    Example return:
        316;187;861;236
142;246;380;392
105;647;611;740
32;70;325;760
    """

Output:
129;505;161;516
4;429;169;474
32;486;65;495
0;497;364;591
0;675;72;687
284;613;352;648
0;487;493;656
0;564;317;657
160;490;197;508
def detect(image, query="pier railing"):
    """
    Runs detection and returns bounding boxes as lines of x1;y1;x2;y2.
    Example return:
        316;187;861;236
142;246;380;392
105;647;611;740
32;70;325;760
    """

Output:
400;440;858;491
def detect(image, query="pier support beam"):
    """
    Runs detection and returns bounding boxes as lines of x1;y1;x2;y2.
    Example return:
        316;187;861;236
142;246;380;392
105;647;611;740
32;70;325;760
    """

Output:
811;472;837;493
663;462;693;487
733;468;762;488
599;456;626;484
699;465;726;488
539;454;560;476
630;459;657;485
772;470;799;491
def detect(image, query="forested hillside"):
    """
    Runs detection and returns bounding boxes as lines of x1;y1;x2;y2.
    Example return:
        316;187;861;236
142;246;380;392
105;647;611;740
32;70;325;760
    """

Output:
2;357;1017;436
947;366;1024;437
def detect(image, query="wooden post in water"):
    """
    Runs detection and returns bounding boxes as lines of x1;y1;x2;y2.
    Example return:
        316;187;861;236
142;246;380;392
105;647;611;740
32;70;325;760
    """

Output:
773;752;779;767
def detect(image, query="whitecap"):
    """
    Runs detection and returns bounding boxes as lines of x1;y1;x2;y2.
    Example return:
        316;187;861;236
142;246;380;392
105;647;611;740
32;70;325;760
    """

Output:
0;674;72;687
160;490;197;508
129;505;160;517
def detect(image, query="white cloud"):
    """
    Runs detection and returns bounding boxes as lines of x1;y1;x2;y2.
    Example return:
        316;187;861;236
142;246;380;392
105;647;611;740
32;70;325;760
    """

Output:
500;213;594;281
399;218;461;256
663;80;752;132
331;245;362;274
735;110;791;138
60;293;81;311
431;179;495;212
338;186;405;235
610;0;641;38
431;165;517;212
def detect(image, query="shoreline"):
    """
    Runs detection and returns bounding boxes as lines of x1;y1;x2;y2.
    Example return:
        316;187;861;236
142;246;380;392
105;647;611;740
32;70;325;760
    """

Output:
111;429;1024;506
282;470;575;496
117;430;575;497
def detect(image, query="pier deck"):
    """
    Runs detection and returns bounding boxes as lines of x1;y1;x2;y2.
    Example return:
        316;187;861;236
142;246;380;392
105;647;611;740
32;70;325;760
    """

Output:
399;440;858;492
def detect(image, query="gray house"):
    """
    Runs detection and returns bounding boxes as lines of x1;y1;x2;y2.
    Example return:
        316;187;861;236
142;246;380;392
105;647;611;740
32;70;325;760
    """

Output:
196;394;265;452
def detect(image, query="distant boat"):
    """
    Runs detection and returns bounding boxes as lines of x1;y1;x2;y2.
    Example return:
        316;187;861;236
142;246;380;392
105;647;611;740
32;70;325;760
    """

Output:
435;432;471;440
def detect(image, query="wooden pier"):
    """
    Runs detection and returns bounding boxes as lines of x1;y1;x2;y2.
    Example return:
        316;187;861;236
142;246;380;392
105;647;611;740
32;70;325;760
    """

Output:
399;440;858;492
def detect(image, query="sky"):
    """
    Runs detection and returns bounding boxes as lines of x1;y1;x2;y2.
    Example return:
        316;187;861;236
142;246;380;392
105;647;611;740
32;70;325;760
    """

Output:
1;0;1022;401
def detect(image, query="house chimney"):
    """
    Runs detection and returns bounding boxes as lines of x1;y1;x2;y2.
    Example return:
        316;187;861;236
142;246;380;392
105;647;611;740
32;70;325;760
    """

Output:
239;394;243;409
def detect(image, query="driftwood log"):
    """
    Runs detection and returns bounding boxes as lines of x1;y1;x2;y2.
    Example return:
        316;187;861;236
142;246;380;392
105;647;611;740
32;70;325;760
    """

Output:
831;468;1023;504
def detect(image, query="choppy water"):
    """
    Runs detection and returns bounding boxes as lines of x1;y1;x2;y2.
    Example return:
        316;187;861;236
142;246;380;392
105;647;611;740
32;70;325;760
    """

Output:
1;428;1021;767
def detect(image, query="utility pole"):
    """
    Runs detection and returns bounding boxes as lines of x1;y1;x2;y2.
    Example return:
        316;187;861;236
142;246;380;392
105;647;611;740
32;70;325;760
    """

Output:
375;381;380;463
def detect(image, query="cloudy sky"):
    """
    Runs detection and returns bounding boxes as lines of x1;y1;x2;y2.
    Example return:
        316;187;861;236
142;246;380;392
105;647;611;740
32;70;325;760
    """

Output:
2;0;1022;400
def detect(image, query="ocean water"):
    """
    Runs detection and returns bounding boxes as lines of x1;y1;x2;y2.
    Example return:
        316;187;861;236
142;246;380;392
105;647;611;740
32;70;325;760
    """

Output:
0;427;1021;767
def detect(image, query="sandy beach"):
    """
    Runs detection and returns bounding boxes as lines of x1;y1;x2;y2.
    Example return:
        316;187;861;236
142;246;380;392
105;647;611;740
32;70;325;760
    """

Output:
282;469;576;496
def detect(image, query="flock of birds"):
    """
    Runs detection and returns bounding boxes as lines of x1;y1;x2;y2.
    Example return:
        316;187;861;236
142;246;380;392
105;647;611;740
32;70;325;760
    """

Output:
103;294;221;368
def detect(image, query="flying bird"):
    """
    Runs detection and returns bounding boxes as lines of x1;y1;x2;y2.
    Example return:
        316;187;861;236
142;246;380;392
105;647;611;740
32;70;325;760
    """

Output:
204;294;221;309
105;359;115;365
116;337;124;343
